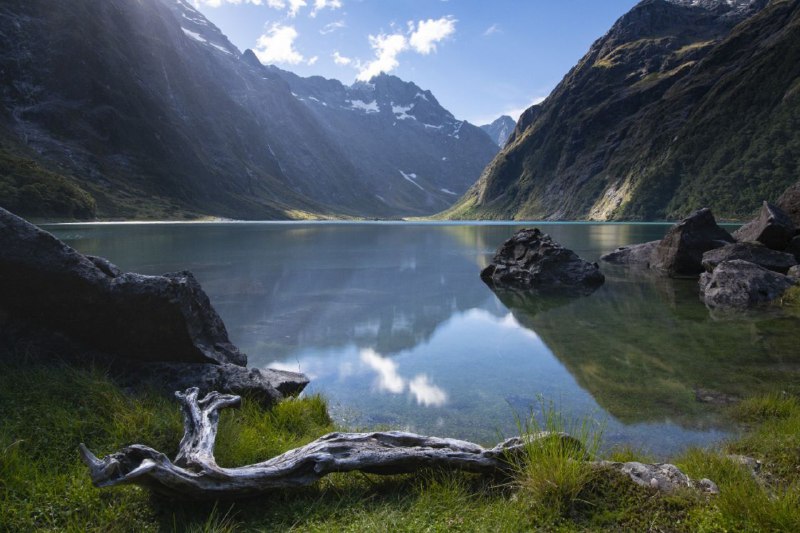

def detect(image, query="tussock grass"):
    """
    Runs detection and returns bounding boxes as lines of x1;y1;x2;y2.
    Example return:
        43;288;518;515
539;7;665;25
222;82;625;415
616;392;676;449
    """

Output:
511;399;604;520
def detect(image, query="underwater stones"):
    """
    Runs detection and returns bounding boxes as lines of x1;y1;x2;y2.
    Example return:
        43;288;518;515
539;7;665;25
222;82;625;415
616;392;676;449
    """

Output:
650;208;735;277
699;260;797;310
480;228;604;293
733;201;796;250
701;242;797;274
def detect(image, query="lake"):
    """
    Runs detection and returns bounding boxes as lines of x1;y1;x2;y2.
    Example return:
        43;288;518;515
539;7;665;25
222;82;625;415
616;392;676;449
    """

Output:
47;222;800;457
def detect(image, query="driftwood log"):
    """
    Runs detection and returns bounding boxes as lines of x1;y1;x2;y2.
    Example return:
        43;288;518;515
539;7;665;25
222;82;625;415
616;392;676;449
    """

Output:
79;388;571;499
80;388;718;500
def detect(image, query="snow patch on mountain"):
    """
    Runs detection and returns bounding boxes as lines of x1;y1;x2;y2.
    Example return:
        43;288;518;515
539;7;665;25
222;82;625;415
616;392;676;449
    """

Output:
399;170;425;191
350;99;379;113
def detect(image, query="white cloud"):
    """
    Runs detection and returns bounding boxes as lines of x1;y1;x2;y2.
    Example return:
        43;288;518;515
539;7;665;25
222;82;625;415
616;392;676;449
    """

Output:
409;16;456;54
193;0;264;6
355;16;456;81
311;0;342;17
320;20;345;34
239;0;305;17
483;23;501;37
307;55;319;65
287;0;307;17
356;32;408;81
332;51;352;65
253;23;305;65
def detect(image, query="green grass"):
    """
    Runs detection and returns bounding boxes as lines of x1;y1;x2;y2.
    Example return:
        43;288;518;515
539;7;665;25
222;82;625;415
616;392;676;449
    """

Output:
2;351;800;532
0;146;96;220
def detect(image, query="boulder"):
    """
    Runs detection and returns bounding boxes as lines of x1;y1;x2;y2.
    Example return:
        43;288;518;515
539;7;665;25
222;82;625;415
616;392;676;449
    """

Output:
733;202;795;250
0;207;245;366
699;260;797;310
777;180;800;228
701;242;796;274
786;236;800;262
651;208;734;277
118;362;309;406
788;265;800;281
480;228;604;293
600;240;658;266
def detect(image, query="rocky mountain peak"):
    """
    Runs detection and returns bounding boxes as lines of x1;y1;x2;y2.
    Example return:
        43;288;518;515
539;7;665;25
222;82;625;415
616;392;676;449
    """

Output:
480;116;516;147
160;0;240;57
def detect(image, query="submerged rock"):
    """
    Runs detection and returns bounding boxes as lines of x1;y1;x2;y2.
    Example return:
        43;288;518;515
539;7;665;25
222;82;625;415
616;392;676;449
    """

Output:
701;242;796;274
650;208;734;277
600;240;658;266
480;228;604;293
733;201;796;250
0;207;245;366
699;260;797;310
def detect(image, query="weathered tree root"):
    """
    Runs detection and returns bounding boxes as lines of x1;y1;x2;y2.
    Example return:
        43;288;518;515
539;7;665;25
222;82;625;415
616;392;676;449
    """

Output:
79;388;569;499
79;388;718;500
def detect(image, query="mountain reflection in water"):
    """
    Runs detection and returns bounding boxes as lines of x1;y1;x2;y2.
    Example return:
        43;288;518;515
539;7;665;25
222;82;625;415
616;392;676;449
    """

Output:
51;222;800;456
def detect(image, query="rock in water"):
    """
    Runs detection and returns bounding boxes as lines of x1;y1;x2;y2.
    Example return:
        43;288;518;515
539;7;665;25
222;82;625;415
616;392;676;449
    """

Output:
650;208;734;277
0;207;245;366
480;228;604;292
777;181;800;228
600;240;659;266
701;242;797;274
733;201;796;250
699;260;797;310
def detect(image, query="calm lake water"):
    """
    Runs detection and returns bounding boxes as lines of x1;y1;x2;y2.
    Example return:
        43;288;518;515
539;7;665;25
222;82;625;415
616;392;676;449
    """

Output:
48;222;800;456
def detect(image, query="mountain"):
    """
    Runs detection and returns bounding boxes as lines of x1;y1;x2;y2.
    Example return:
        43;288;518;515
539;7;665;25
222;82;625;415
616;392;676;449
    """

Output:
480;116;516;147
273;70;500;214
0;0;497;220
444;0;800;222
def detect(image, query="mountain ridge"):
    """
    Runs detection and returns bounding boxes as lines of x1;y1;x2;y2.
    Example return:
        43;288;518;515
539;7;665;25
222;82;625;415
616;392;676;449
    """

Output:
443;0;799;222
0;0;497;220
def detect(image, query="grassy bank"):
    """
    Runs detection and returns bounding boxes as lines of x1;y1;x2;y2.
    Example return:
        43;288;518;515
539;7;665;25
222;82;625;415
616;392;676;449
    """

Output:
1;356;799;532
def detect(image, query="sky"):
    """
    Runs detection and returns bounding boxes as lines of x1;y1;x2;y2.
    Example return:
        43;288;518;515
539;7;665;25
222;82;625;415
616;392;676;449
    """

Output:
190;0;640;125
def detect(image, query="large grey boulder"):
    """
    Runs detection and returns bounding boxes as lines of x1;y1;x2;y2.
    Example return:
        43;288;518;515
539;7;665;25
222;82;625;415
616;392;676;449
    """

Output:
119;363;309;406
701;242;797;274
600;240;659;266
480;228;604;293
733;202;796;250
0;207;245;366
650;208;734;277
699;260;797;310
777;181;800;228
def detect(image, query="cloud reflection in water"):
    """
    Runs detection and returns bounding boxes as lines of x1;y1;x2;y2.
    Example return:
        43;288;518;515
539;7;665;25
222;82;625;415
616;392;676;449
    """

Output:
360;348;448;407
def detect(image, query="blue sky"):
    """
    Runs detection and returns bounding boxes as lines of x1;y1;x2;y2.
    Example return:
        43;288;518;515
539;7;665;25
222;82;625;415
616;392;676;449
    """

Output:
191;0;640;124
